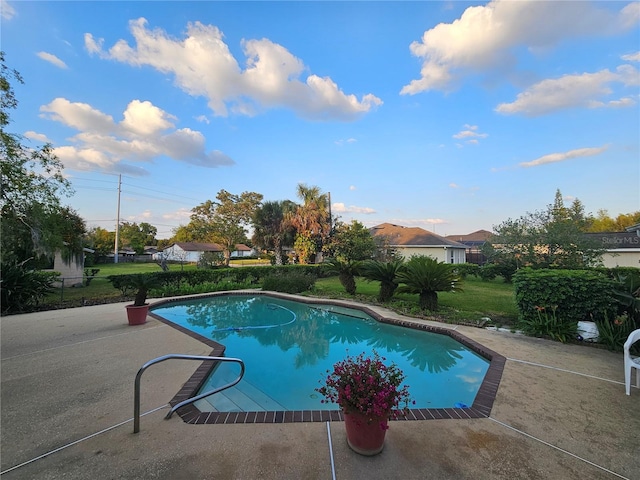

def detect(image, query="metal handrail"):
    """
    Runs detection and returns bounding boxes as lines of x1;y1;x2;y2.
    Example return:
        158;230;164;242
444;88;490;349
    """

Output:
134;354;245;433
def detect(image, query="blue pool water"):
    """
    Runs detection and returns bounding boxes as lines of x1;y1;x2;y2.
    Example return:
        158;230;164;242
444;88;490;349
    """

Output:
152;294;489;412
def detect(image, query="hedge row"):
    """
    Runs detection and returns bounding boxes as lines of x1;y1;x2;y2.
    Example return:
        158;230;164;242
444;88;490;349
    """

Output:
107;264;331;296
513;268;618;325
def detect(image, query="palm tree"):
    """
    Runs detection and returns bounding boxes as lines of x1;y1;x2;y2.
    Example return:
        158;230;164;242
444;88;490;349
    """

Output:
287;184;330;264
325;257;362;295
396;256;462;312
252;200;296;265
360;259;404;302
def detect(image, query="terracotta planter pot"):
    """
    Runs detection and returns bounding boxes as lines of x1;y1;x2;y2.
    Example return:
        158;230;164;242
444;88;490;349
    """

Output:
126;304;150;325
343;411;388;456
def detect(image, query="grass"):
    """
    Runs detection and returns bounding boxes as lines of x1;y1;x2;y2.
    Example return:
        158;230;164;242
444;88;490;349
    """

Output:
39;264;518;326
43;262;197;307
311;276;518;327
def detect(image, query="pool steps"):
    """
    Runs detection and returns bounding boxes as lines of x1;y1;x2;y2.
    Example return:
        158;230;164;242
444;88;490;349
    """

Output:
195;362;286;412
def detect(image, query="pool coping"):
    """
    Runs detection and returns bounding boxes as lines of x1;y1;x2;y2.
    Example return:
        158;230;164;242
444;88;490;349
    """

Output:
148;291;506;425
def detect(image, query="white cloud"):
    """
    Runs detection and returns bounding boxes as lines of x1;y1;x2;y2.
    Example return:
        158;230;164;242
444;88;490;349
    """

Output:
603;97;636;108
36;52;68;69
85;18;382;121
24;131;51;143
332;203;376;214
449;183;459;188
120;100;176;137
619;2;640;29
162;208;192;221
520;145;609;168
195;115;210;124
452;124;488;144
39;97;235;175
495;67;638;116
41;98;115;134
401;0;637;94
622;51;640;62
335;138;357;146
349;185;356;191
1;0;15;20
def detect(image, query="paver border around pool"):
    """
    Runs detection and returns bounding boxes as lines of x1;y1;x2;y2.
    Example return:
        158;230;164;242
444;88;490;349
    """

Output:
148;291;506;425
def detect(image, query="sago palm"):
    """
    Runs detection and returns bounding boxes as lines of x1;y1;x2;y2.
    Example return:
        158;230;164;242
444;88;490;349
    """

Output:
360;259;404;302
396;256;462;312
325;257;362;295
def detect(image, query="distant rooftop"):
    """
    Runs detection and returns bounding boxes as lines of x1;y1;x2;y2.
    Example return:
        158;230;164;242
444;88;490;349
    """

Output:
370;223;466;248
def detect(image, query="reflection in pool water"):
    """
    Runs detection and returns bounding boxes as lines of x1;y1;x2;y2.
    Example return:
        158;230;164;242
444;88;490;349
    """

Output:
152;294;489;412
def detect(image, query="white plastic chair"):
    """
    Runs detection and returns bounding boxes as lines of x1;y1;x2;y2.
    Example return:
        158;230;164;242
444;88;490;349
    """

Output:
624;328;640;395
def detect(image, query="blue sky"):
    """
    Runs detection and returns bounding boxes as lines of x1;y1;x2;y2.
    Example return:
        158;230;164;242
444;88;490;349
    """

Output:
2;1;639;239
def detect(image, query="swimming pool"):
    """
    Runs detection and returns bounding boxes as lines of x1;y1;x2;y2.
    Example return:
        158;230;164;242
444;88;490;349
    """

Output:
150;293;504;422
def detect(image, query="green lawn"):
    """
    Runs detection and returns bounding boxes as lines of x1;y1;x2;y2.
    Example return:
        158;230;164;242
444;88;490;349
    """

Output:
43;262;196;306
312;276;518;327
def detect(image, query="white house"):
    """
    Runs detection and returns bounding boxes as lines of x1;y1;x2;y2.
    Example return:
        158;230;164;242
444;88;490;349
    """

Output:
370;223;467;264
158;242;254;263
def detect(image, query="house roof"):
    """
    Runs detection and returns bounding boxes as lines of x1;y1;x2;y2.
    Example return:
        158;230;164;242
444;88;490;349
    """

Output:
445;230;493;243
370;223;466;248
626;223;640;234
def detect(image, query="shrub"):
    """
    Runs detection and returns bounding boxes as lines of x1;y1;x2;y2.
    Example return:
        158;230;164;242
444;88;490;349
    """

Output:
107;273;162;305
155;280;252;297
198;251;225;269
1;263;59;314
360;259;404;302
596;312;637;351
454;263;480;279
478;263;498;281
396;256;462;312
513;269;617;327
519;305;578;343
609;269;640;328
324;258;362;295
261;272;316;294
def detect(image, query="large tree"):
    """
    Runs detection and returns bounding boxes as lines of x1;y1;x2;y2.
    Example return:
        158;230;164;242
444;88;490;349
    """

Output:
85;227;116;258
185;189;263;266
287;183;331;264
252;200;296;265
485;189;604;269
587;210;640;232
119;221;157;254
323;220;377;262
1;52;84;267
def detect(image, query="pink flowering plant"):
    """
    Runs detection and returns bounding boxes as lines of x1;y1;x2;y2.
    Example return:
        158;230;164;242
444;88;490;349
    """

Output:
316;351;412;426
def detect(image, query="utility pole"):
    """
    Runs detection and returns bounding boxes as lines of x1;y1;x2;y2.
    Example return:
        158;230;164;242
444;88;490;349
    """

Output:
114;174;121;264
327;192;332;234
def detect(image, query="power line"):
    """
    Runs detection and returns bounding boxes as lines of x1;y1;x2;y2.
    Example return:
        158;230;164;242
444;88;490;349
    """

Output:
120;190;195;205
73;185;116;192
69;175;118;185
121;182;203;203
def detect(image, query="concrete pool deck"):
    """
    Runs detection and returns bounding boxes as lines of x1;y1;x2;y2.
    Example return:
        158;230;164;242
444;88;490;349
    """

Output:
1;298;638;479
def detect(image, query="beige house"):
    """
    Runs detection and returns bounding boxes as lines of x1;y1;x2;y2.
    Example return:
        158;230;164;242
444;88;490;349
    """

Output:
585;232;640;268
370;223;467;264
